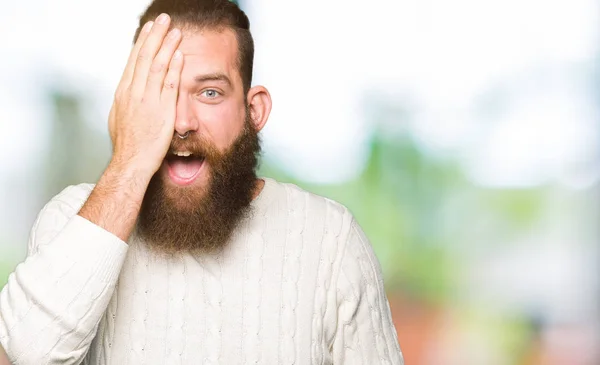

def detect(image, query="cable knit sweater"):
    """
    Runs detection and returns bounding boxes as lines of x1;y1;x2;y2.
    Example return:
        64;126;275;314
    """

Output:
0;177;403;364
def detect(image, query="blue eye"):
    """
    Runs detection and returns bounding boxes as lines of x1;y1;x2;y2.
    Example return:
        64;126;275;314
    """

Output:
202;89;220;98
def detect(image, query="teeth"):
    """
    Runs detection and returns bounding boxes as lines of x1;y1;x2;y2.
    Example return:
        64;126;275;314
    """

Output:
173;151;192;157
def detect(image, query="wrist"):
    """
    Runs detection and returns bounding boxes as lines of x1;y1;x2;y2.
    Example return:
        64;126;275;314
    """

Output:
107;157;155;185
78;158;154;241
98;159;154;204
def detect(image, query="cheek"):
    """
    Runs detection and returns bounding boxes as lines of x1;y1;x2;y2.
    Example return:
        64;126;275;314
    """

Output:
194;101;246;151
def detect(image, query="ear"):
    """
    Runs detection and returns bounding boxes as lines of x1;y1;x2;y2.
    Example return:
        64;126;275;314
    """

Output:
246;85;272;132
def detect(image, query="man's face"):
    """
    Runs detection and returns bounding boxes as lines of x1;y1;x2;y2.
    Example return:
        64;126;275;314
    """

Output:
161;28;247;192
137;28;261;253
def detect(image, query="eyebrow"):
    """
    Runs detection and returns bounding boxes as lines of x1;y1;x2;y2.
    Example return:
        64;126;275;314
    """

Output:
194;73;232;87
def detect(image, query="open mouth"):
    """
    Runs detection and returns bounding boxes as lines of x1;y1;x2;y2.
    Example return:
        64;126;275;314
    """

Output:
165;151;205;185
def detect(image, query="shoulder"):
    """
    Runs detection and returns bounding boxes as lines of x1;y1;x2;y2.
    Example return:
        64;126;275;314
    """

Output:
266;178;354;238
28;183;95;255
264;179;385;292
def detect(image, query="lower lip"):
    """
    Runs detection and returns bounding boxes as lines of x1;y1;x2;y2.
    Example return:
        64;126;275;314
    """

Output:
164;159;206;186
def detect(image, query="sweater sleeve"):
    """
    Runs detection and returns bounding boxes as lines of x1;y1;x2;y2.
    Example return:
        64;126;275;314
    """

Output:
332;218;404;365
0;185;129;365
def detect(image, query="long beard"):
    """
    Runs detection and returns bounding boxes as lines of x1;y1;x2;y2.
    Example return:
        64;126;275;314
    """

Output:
136;116;261;254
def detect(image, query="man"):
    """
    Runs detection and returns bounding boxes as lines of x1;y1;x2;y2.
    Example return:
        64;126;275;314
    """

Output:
0;1;403;364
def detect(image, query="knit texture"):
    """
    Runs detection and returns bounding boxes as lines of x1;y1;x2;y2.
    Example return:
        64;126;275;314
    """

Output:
0;178;403;364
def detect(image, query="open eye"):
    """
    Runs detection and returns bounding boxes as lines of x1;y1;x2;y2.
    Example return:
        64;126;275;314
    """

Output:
201;89;221;98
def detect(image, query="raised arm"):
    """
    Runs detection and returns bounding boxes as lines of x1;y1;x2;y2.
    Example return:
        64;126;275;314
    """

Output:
0;13;184;365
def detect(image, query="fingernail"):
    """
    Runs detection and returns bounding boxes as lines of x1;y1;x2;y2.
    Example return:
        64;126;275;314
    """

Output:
157;13;169;24
144;21;154;32
173;50;182;59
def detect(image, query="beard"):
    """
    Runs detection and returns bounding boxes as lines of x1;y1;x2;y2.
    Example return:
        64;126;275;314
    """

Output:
136;114;261;254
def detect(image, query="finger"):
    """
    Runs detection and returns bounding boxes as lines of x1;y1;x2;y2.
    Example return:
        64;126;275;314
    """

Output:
146;28;182;95
130;13;172;98
115;20;153;96
160;50;183;118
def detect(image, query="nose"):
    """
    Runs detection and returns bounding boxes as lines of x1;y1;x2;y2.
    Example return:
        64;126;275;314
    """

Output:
174;95;199;137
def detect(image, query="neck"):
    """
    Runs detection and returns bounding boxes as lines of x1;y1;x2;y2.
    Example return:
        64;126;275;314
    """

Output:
252;178;265;200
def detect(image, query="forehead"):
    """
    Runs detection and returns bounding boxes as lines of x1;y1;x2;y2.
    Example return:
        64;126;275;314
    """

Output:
178;28;240;86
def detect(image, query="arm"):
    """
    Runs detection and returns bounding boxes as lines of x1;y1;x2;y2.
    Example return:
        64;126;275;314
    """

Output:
0;12;184;365
0;165;151;365
332;219;404;365
78;161;151;242
0;185;128;365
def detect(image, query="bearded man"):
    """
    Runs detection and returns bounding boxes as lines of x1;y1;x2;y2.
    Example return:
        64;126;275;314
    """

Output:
0;1;403;364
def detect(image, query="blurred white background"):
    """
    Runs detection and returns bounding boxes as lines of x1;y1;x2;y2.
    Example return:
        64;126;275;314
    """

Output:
1;0;599;363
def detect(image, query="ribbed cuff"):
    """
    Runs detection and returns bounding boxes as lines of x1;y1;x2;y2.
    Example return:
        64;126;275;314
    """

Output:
54;215;129;286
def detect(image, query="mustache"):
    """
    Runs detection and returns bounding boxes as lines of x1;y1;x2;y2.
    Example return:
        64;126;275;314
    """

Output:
169;134;213;156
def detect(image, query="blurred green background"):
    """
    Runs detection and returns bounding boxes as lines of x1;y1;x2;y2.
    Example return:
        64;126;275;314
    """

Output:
1;0;599;364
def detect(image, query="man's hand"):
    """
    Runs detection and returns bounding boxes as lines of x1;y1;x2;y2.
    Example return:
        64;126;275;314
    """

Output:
79;13;183;241
108;13;183;178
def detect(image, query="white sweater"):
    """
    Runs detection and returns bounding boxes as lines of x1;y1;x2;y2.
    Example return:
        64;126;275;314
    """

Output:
0;177;403;365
